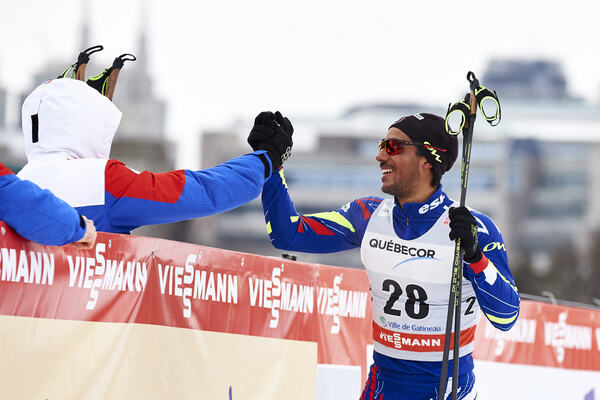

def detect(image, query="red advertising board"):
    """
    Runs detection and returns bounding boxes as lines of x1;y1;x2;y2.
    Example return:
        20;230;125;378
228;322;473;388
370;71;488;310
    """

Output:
0;221;373;359
2;221;600;399
0;222;373;398
474;299;600;371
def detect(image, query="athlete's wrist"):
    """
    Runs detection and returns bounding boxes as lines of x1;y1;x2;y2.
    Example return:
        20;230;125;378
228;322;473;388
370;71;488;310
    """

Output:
467;251;488;274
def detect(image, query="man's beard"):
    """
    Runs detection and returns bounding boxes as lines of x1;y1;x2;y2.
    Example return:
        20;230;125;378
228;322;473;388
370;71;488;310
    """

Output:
381;175;419;199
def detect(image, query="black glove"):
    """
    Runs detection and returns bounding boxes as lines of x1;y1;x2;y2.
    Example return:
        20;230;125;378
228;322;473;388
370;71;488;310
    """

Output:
448;206;482;263
247;111;293;173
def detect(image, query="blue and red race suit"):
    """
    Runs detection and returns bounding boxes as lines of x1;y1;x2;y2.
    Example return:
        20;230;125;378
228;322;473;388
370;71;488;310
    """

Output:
18;152;273;234
17;78;275;234
0;162;85;245
261;170;520;399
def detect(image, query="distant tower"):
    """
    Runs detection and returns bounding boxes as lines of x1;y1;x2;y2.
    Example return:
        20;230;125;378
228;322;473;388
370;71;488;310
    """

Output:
112;5;166;140
80;0;91;49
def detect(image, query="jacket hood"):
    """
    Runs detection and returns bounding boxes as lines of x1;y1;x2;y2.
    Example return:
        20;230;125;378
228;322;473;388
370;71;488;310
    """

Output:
21;78;122;161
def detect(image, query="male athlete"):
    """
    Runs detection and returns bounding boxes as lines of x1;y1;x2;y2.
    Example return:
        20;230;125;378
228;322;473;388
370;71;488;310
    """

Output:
254;112;520;399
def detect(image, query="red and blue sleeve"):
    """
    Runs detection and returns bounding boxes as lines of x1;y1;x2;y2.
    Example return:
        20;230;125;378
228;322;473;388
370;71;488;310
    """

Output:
261;169;383;253
464;212;520;331
0;162;85;245
104;151;273;229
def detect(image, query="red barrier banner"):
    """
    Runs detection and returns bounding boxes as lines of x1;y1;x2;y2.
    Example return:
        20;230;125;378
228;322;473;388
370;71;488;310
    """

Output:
0;222;373;399
473;298;600;371
3;220;600;399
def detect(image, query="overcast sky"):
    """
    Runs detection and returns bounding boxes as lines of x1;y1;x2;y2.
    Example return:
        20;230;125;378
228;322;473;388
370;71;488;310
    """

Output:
1;0;599;165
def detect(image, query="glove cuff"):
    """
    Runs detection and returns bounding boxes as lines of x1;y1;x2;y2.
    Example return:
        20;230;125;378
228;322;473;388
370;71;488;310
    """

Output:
249;150;279;178
467;252;488;274
266;151;281;174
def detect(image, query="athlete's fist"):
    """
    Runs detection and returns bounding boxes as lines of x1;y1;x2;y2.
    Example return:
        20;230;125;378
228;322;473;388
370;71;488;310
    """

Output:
248;111;293;173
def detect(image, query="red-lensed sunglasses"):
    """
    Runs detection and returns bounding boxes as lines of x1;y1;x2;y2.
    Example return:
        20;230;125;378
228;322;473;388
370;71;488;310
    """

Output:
377;138;447;156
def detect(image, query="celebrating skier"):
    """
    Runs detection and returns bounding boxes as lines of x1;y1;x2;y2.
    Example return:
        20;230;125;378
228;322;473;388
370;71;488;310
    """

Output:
254;111;519;399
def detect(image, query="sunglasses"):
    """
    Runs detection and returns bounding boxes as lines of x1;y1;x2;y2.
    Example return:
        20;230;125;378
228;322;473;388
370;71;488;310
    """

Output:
377;138;447;156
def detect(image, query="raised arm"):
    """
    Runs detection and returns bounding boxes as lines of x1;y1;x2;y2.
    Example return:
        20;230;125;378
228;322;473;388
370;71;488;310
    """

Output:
104;152;274;229
104;111;296;231
262;169;383;253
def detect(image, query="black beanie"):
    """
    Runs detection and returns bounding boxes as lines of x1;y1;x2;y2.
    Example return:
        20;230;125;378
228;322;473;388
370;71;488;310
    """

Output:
389;113;459;179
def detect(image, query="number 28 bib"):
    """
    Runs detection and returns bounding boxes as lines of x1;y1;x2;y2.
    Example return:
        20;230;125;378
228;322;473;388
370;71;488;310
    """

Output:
360;199;479;362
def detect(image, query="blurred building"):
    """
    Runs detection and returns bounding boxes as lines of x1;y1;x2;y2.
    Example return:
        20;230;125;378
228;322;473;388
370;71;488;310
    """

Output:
0;82;26;171
0;87;6;128
189;60;600;272
483;59;572;100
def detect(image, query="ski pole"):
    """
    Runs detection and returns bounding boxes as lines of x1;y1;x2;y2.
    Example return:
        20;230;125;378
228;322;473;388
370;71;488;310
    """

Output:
438;71;501;399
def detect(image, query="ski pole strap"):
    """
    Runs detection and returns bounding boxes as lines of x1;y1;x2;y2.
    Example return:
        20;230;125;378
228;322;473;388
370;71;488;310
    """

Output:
445;86;501;135
474;86;501;126
58;45;104;81
86;53;136;101
444;100;470;136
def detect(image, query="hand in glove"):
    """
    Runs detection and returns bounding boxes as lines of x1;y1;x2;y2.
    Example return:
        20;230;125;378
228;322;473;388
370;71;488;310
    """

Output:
247;111;293;173
448;206;482;263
